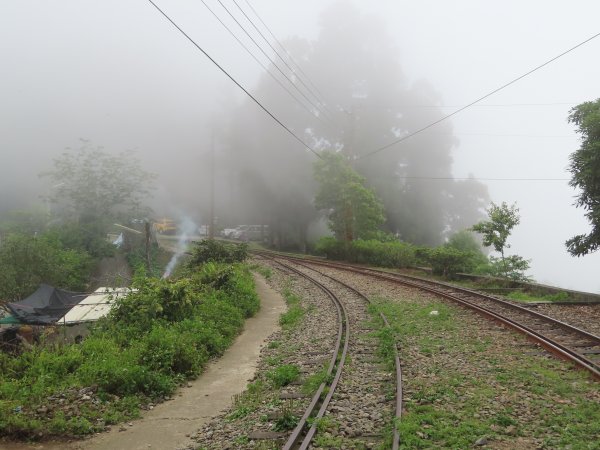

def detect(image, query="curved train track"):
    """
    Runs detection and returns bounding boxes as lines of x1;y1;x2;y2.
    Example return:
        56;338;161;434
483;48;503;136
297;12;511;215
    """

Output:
257;254;403;449
255;250;600;382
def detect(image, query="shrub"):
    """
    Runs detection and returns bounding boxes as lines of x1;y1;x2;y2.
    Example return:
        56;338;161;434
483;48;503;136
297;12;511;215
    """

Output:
416;246;476;278
0;262;259;438
188;239;248;265
314;237;416;268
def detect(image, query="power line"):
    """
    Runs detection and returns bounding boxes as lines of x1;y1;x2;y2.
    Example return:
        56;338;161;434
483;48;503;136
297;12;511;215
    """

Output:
230;0;328;113
242;0;331;113
198;0;324;123
399;176;569;182
146;0;321;158
213;0;331;122
403;102;577;108
358;31;600;160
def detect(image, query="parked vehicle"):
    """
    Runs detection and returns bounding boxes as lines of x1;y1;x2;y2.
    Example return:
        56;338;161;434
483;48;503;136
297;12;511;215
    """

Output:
221;227;237;239
232;225;269;242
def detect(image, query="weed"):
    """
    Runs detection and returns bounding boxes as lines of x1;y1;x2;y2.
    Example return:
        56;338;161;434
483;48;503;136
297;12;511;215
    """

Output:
272;401;298;431
268;364;300;388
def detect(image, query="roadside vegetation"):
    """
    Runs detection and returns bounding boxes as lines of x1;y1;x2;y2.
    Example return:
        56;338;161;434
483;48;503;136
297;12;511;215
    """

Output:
0;241;258;439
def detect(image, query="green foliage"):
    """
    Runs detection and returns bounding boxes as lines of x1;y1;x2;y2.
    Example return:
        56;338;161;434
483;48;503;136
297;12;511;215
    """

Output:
0;233;93;300
279;286;304;330
0;207;50;235
506;290;569;303
44;222;115;259
315;237;416;268
471;202;530;280
314;152;385;242
566;99;600;256
272;406;299;432
188;239;248;265
40;142;156;223
475;255;532;282
416;246;476;278
0;263;259;439
267;364;300;388
471;202;519;256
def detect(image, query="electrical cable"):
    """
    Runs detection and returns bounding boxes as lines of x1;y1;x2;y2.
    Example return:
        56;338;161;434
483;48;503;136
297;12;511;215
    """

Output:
398;176;569;182
242;0;334;118
146;0;321;158
358;31;600;160
231;0;328;112
213;0;331;122
198;0;324;123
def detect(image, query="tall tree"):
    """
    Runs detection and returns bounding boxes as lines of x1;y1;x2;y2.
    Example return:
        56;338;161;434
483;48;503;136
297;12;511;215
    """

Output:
566;99;600;256
221;3;488;247
41;141;156;223
314;152;385;242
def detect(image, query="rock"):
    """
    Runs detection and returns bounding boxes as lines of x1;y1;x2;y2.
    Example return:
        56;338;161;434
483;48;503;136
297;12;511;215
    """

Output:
475;437;488;446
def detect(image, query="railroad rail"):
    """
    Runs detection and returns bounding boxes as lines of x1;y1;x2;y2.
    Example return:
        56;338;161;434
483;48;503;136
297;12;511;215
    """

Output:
259;254;403;449
254;250;600;381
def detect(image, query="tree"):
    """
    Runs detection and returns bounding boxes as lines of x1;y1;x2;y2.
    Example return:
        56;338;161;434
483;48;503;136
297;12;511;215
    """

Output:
314;152;385;243
566;99;600;256
0;233;92;300
41;141;156;223
221;3;488;248
471;202;529;279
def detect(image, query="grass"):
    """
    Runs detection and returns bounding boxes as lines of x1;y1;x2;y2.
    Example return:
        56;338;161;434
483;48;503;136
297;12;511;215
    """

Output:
0;262;260;440
505;290;570;303
267;364;300;388
279;284;305;330
370;297;600;449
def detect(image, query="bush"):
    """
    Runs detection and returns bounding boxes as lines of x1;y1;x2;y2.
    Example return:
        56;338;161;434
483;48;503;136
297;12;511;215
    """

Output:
416;246;476;278
0;233;93;300
314;237;416;268
0;262;260;439
188;239;248;265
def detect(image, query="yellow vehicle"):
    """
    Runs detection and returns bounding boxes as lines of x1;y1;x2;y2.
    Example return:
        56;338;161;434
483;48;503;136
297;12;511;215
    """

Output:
153;218;177;235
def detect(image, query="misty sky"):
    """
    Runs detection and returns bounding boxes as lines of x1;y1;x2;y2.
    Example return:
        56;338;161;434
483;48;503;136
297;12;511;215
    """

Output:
1;0;599;292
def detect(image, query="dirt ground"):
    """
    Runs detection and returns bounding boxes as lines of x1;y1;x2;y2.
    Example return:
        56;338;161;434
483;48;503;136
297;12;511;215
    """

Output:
2;275;285;450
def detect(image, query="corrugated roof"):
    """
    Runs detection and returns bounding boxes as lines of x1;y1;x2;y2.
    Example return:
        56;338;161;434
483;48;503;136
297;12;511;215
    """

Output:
56;287;133;324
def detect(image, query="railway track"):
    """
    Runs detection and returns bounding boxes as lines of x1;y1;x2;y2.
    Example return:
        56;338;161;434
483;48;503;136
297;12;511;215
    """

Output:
258;254;403;449
254;250;600;381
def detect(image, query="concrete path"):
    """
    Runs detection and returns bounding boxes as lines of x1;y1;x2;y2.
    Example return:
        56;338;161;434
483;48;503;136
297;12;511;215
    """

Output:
2;274;285;450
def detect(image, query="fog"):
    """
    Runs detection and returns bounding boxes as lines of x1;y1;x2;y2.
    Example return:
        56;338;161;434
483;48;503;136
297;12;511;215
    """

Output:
1;0;599;292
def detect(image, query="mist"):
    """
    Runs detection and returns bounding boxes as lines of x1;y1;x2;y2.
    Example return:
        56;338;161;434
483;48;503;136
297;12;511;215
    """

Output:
1;0;599;292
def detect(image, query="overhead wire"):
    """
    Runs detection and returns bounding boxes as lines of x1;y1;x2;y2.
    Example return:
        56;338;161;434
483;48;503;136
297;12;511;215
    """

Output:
244;0;331;111
398;176;569;182
231;0;330;114
198;0;324;123
213;0;332;123
357;30;600;161
146;0;321;159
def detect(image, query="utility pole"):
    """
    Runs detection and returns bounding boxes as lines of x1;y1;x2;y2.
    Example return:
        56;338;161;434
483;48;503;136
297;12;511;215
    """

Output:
144;221;151;272
209;130;216;239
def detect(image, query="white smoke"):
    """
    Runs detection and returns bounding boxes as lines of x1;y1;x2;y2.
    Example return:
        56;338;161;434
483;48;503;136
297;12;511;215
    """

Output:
162;216;198;278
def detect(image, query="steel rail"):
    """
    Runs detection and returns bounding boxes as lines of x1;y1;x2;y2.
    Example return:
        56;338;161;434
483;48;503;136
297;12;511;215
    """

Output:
287;258;403;449
259;255;350;450
254;250;600;381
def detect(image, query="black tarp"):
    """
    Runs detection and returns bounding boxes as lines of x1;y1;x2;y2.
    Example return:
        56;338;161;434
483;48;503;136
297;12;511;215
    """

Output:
6;284;84;325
